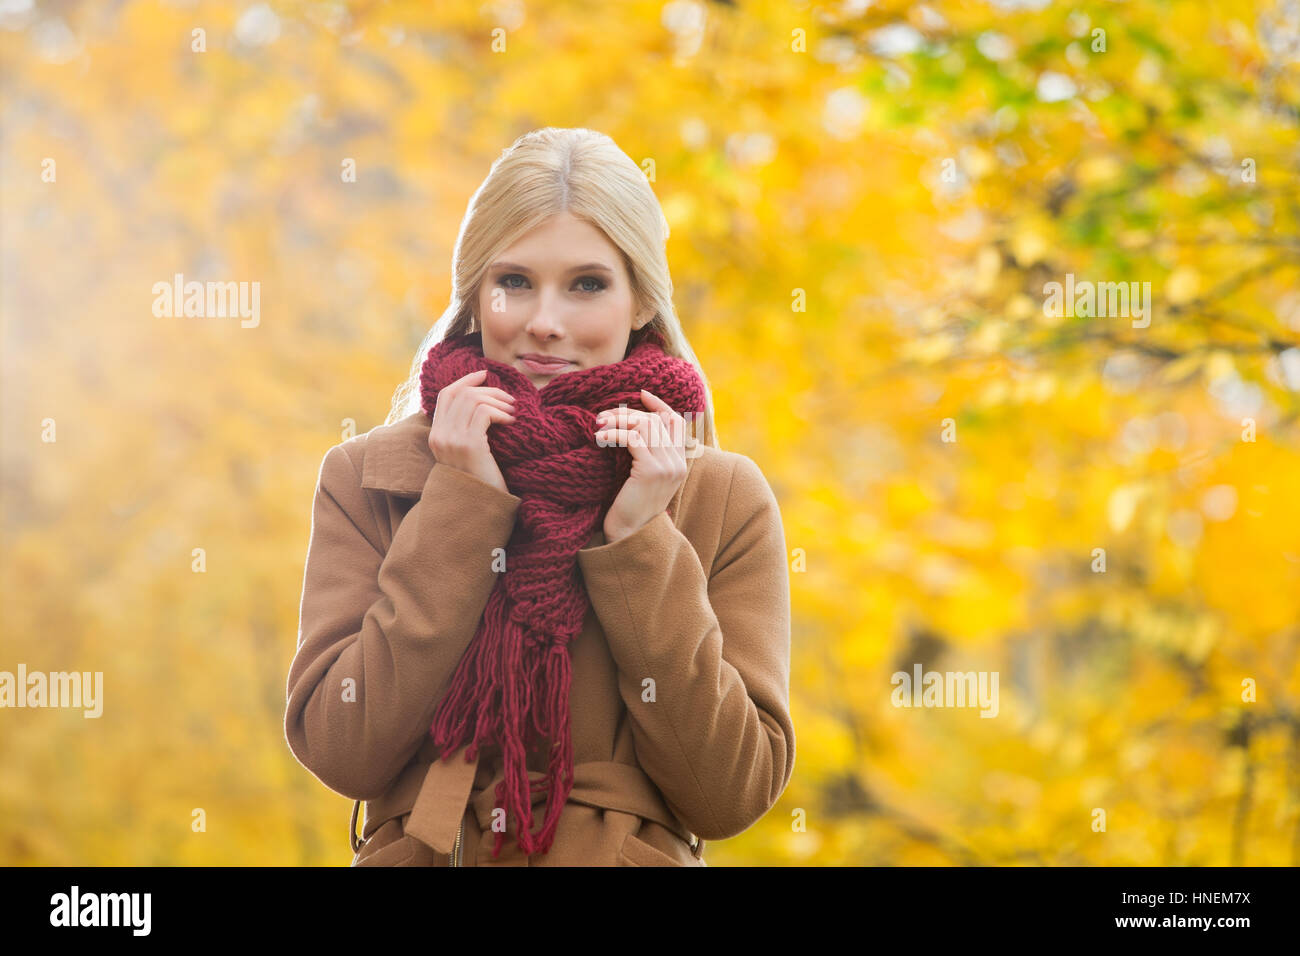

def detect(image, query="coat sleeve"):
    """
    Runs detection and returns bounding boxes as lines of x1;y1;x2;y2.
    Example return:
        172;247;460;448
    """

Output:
284;441;521;800
576;452;795;841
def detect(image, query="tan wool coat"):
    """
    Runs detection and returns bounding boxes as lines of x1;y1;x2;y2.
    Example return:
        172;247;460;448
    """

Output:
284;409;795;866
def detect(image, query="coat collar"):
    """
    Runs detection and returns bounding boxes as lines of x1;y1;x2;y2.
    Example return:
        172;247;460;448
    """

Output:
359;410;701;525
360;411;438;497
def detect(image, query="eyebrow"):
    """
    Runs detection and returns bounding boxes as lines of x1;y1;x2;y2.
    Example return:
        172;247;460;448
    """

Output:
489;261;615;275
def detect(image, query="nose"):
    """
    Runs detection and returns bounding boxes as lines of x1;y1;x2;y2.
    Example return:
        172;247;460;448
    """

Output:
524;303;564;342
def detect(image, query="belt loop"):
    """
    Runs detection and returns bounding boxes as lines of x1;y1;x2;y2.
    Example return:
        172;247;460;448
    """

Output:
404;744;481;854
349;799;362;854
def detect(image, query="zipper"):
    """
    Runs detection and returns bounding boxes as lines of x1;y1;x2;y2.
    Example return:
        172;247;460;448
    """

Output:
450;817;464;866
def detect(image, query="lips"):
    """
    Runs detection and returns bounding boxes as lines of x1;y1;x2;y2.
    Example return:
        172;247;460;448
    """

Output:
519;353;574;374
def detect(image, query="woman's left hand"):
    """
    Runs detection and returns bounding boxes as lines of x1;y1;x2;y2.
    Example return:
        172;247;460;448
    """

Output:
595;389;690;543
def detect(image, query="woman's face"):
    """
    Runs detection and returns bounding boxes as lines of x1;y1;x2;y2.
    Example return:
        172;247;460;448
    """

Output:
475;211;650;390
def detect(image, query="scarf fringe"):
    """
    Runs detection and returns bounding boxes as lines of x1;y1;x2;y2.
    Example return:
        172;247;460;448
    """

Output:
428;593;578;859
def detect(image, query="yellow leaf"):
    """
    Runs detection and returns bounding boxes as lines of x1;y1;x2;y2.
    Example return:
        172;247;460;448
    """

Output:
974;245;1001;294
1166;266;1200;304
1007;293;1036;320
1077;155;1121;185
901;332;955;363
1010;226;1049;266
1108;483;1145;532
971;319;1006;353
1158;351;1204;383
962;146;995;179
1205;350;1235;383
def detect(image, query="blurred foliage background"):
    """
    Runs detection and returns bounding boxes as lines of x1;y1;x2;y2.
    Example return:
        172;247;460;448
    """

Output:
2;0;1298;866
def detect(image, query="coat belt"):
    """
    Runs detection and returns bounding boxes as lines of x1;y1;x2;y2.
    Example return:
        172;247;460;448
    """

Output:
402;743;696;855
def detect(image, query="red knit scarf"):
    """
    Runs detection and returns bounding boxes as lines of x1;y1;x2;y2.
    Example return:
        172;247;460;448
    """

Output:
418;327;706;858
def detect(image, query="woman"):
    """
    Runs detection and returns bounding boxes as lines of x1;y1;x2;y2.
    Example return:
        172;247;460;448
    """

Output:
284;127;795;866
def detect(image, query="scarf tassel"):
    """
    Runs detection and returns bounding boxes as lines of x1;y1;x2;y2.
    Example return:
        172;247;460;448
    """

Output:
429;594;577;859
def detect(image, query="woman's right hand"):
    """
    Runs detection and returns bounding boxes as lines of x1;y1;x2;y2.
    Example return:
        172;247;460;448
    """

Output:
427;369;517;495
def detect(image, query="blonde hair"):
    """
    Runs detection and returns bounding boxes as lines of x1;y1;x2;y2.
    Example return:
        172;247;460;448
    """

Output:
385;127;719;450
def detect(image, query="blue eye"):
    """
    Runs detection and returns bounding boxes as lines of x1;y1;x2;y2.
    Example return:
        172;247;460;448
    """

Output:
496;274;606;293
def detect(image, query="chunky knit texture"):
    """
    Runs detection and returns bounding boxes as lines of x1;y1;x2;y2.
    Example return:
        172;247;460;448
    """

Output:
418;328;706;858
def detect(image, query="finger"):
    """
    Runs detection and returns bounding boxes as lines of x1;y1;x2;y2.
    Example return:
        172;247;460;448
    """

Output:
633;412;662;449
599;399;680;439
434;371;483;413
639;390;679;426
594;406;648;428
451;371;516;404
636;417;686;474
640;389;670;411
641;391;685;435
473;403;517;432
599;426;666;462
435;390;513;425
469;394;517;415
598;411;670;452
599;410;661;451
636;410;684;453
594;426;642;451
